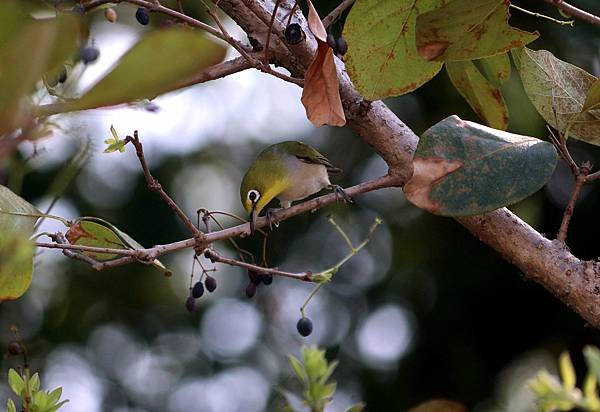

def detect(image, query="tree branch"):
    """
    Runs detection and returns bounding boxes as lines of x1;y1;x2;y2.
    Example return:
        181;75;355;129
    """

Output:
214;0;600;328
35;174;402;268
543;0;600;26
322;0;355;29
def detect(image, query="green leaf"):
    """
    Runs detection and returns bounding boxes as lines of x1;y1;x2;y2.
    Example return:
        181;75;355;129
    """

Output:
559;352;576;390
309;382;336;401
416;0;538;61
583;79;600;112
519;48;600;144
318;360;338;385
6;398;16;412
404;115;558;216
0;1;81;134
8;369;25;396
103;125;127;153
584;346;600;382
33;390;49;409
446;60;508;130
345;402;366;412
343;0;446;100
65;217;170;274
478;53;511;87
288;355;308;386
0;185;39;301
302;347;328;381
583;372;598;401
29;373;40;393
47;388;63;406
62;28;226;113
46;400;69;412
407;399;467;412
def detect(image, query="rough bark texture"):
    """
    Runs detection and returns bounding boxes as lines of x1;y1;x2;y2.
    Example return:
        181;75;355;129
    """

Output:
216;0;600;327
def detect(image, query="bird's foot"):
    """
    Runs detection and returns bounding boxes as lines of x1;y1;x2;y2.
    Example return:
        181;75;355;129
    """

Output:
329;185;352;203
265;208;281;230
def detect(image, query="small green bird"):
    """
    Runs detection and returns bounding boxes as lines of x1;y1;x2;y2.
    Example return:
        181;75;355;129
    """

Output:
240;141;349;233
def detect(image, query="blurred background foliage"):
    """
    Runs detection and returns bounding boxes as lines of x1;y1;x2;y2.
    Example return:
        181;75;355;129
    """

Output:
1;0;600;411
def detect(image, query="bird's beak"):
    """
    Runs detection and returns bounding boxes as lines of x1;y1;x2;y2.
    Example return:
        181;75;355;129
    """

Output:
249;203;258;235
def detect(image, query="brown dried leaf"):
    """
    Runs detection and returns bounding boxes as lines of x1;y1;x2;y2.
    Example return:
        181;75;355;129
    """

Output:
306;0;326;42
404;157;463;213
301;42;346;127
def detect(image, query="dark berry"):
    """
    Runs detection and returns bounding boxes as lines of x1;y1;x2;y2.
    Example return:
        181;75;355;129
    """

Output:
204;275;217;293
284;23;304;45
262;274;273;285
185;296;196;312
79;46;100;64
7;341;21;356
136;7;150;25
248;36;262;51
326;33;337;50
58;68;68;84
248;270;261;285
246;282;257;298
296;317;313;337
72;3;85;15
192;281;204;298
336;36;348;55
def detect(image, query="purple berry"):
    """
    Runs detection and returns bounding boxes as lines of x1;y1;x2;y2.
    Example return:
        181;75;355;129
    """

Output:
136;7;150;25
192;281;204;299
246;282;257;298
185;296;196;312
204;276;217;293
296;317;313;337
79;46;100;64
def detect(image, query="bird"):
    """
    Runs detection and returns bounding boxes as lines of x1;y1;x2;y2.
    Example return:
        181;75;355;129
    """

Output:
240;141;350;234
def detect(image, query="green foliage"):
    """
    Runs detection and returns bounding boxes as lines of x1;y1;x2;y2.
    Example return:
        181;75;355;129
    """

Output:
404;116;558;216
519;47;600;144
6;368;68;412
478;53;511;87
446;60;508;130
529;346;600;411
0;185;39;301
103;125;127;153
59;28;227;113
0;0;81;134
343;0;445;100
65;217;170;275
284;347;364;412
415;0;538;61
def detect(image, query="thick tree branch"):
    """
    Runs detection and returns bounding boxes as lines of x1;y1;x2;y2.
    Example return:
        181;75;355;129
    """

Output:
214;0;600;328
322;0;355;29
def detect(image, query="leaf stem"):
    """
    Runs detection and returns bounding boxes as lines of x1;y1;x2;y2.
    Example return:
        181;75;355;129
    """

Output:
510;3;574;25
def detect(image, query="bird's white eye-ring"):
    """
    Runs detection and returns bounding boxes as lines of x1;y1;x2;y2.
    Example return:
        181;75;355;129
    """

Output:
247;189;260;203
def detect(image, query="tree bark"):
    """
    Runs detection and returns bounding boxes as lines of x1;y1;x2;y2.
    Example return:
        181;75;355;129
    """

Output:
216;0;600;327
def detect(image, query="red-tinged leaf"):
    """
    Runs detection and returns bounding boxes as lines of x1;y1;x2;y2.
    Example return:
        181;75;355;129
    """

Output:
416;0;538;61
405;116;557;216
301;42;346;127
306;0;326;42
343;0;447;100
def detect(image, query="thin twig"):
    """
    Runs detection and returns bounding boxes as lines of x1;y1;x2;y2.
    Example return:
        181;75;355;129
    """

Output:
205;249;313;281
264;0;282;64
543;0;600;26
557;162;591;242
322;0;355;29
510;3;574;25
125;131;203;239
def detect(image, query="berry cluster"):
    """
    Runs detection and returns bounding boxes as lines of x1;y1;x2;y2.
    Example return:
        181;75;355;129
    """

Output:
245;270;273;298
186;275;218;312
326;33;348;56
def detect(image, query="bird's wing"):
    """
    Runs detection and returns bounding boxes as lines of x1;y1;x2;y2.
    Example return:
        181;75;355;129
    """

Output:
293;142;342;174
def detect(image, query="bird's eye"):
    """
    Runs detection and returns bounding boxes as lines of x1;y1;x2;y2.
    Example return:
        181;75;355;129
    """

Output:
247;189;260;203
